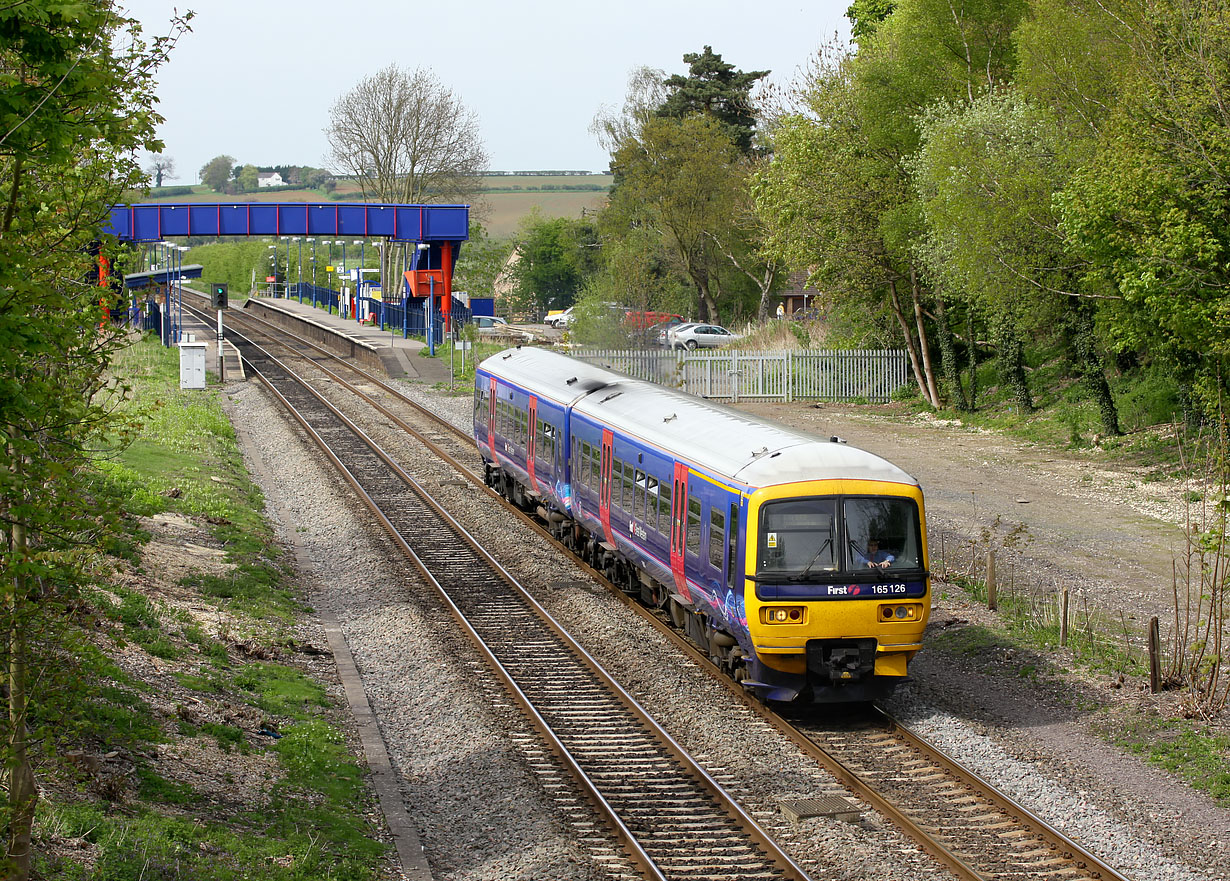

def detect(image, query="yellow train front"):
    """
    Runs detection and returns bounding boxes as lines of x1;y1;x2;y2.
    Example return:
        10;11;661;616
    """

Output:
739;466;929;703
475;347;929;704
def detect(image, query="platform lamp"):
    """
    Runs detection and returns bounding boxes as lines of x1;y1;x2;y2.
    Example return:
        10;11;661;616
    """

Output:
307;237;316;293
176;245;189;343
291;236;303;305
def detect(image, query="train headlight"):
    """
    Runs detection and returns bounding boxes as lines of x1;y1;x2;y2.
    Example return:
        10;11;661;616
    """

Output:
879;603;922;621
761;606;805;625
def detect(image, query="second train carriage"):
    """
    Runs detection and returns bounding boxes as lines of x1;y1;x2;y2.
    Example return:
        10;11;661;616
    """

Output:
475;347;930;703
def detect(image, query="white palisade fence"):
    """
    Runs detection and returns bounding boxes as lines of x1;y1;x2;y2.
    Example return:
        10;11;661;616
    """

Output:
573;348;910;403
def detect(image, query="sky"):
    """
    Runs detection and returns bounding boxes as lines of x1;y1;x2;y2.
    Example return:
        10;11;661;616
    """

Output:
120;1;851;182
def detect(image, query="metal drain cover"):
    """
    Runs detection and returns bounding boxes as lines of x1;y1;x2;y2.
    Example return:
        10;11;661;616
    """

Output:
779;796;862;823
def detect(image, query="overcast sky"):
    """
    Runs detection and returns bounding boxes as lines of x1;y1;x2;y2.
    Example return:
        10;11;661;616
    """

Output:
120;2;851;181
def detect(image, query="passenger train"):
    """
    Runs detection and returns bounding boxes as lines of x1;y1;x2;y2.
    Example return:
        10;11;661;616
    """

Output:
474;346;929;703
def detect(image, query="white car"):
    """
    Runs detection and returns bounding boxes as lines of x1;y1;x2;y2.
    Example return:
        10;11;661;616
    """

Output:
545;306;574;328
671;323;741;350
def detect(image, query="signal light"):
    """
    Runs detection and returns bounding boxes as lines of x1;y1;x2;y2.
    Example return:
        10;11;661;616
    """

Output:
210;282;228;310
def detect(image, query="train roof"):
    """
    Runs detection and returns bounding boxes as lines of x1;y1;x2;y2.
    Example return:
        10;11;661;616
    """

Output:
478;346;630;407
481;347;918;490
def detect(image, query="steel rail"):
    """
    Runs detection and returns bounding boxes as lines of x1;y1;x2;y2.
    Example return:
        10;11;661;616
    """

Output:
208;294;1130;881
239;338;813;881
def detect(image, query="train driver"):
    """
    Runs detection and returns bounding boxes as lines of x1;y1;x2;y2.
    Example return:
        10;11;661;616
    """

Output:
854;538;895;569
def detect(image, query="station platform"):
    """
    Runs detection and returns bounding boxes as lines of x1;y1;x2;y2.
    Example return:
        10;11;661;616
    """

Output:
236;294;455;386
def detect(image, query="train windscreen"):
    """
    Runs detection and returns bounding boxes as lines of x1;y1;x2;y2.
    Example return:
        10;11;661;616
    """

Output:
757;496;921;579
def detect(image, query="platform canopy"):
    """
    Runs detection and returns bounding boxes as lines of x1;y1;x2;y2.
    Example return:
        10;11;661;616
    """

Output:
106;202;469;244
121;264;204;288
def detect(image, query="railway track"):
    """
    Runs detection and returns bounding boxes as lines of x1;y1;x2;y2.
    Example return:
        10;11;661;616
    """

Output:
233;331;811;881
197;294;1134;881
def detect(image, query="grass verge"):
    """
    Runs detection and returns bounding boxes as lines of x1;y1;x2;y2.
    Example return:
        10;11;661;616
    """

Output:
31;334;391;880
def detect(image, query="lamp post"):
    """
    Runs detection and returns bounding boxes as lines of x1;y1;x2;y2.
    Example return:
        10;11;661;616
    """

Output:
307;237;316;294
177;245;189;342
292;236;303;305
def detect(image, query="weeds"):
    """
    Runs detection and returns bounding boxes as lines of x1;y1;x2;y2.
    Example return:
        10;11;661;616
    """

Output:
27;336;390;881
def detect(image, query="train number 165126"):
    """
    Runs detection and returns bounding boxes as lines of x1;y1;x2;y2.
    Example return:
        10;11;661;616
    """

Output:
871;584;908;595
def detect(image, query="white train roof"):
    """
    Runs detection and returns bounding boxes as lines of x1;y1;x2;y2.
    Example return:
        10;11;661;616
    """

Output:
481;347;918;490
479;346;628;407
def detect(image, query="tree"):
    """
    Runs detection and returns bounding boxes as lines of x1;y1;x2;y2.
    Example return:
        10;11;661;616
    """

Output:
657;46;768;155
146;153;175;187
609;115;743;321
451;222;513;304
1058;0;1230;417
326;63;489;296
913;91;1121;433
326;63;488;205
512;214;599;312
846;0;896;42
199;154;234;192
237;163;259;192
0;4;189;878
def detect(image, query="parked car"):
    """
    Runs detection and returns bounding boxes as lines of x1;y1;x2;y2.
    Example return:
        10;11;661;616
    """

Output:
661;321;698;347
639;317;686;347
671;323;741;350
474;315;532;340
545;306;574;328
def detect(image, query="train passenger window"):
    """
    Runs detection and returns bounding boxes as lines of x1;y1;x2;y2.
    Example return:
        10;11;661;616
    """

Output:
658;482;672;533
474;389;486;426
757;498;837;576
687;497;702;556
581;441;593;489
842;497;922;570
709;507;725;570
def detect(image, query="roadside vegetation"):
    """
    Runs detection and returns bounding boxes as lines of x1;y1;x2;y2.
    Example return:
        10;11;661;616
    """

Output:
31;337;392;880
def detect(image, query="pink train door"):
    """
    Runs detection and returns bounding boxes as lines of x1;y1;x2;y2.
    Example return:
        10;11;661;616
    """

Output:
487;377;498;464
599;429;615;546
669;462;691;602
527;397;539;494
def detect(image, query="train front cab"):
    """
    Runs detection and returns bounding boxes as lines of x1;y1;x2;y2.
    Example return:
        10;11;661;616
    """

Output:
743;479;929;703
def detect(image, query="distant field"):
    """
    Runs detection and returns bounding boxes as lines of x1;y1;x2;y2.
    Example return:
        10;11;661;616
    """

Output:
481;189;608;237
136;174;612;240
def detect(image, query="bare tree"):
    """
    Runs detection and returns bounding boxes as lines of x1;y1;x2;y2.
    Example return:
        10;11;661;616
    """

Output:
326;64;488;292
146;152;176;187
326;64;488;204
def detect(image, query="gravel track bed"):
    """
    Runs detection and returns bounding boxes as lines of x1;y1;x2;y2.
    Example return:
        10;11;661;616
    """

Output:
224;372;1222;881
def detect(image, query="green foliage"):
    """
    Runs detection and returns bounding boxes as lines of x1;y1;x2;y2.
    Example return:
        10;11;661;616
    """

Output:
608;114;743;320
1057;1;1230;417
233;662;328;717
512;213;600;312
199;154;235;192
656;46;769;155
1109;717;1230;805
847;0;896;41
187;239;285;299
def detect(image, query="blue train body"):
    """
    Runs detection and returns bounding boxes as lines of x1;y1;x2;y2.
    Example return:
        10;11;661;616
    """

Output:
475;347;930;703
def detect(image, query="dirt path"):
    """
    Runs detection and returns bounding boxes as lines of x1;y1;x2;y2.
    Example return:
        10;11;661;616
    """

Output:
739;402;1191;624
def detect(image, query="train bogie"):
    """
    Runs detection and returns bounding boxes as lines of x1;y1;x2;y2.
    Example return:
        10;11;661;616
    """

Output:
475;347;930;704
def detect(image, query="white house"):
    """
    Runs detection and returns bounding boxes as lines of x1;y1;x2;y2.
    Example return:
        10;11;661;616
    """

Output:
257;172;284;188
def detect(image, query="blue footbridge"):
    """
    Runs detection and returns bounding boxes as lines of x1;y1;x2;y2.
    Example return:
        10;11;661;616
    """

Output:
104;201;473;352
